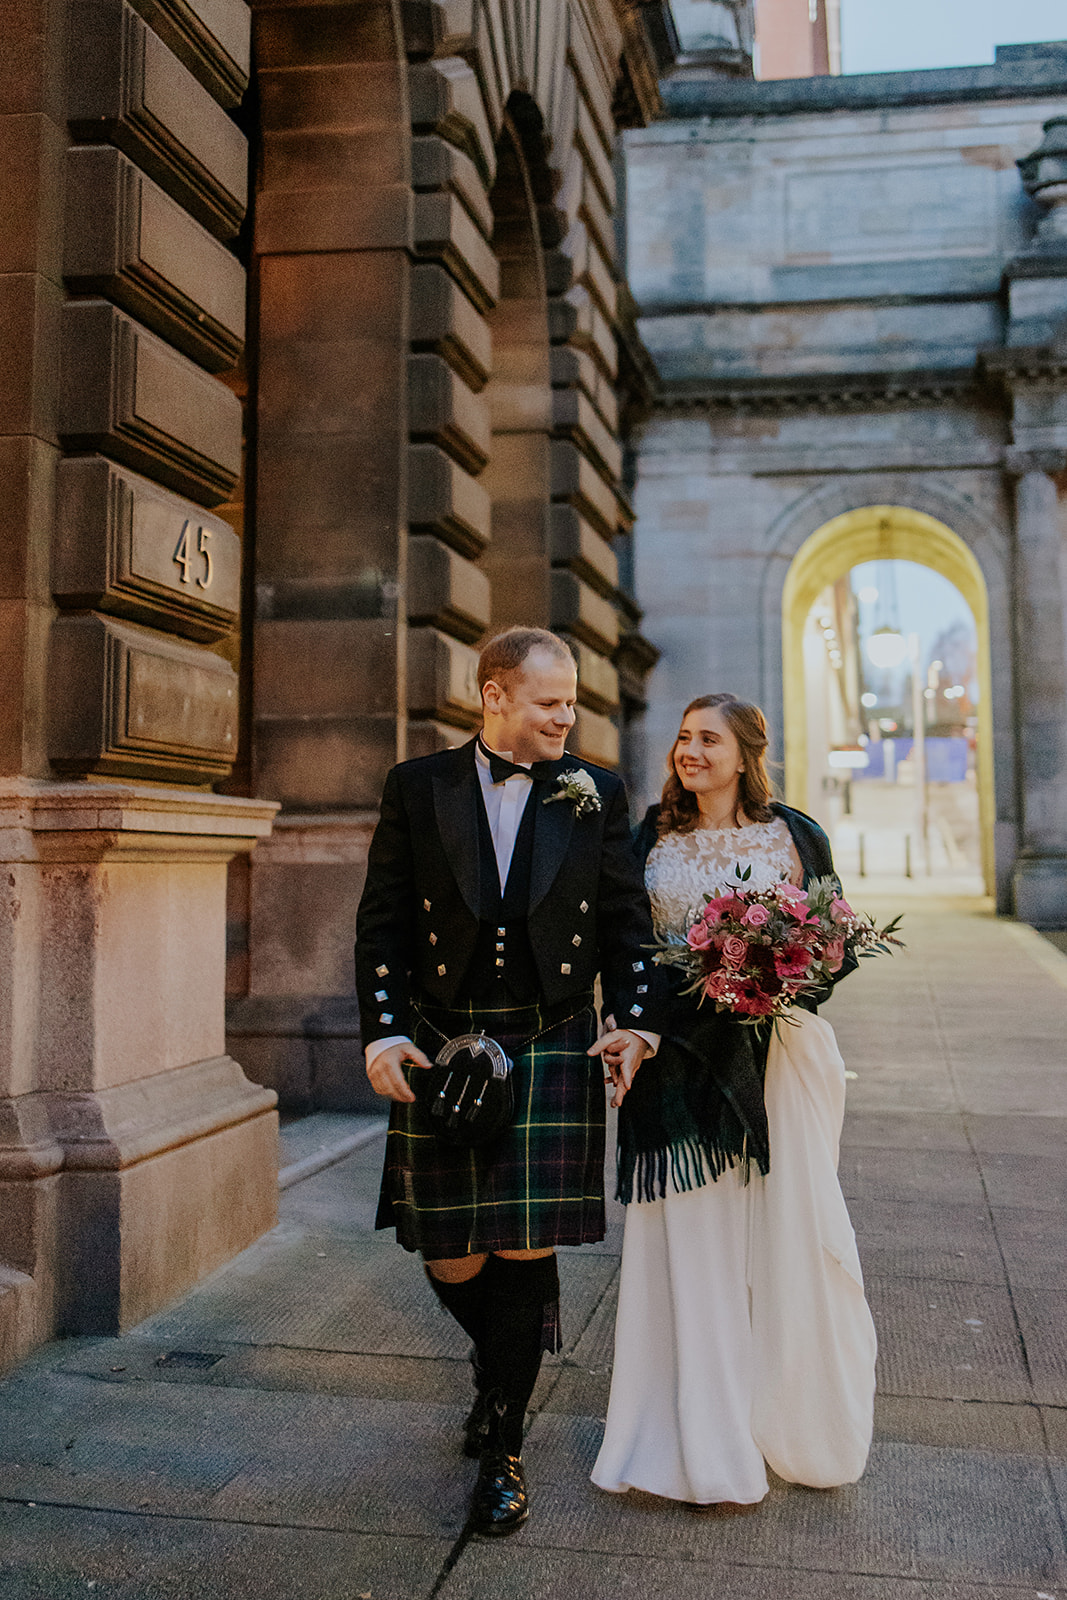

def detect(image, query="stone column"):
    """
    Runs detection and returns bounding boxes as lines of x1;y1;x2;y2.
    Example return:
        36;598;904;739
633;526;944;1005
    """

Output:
0;784;277;1358
1011;466;1067;925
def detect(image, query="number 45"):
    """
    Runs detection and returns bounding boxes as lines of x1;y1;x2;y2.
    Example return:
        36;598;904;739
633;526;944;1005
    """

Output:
173;522;213;590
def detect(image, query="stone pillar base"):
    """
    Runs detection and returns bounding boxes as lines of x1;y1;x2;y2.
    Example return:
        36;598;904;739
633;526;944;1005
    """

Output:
0;781;278;1364
1013;853;1067;928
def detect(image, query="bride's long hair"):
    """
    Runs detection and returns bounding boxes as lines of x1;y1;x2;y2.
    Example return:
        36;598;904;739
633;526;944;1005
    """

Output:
657;694;775;837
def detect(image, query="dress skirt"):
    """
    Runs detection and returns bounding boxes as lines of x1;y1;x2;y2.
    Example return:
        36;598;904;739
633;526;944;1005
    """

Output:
591;1010;877;1504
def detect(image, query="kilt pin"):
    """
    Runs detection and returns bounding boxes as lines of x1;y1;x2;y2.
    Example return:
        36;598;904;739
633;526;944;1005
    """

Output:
355;736;666;1533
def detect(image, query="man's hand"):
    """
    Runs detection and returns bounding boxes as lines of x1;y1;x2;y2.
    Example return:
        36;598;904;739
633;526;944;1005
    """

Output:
588;1029;651;1108
366;1041;434;1103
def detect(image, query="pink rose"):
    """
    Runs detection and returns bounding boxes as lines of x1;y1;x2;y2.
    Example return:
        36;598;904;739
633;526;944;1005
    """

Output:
721;934;748;968
687;921;712;950
823;938;845;973
704;970;731;1000
741;904;769;928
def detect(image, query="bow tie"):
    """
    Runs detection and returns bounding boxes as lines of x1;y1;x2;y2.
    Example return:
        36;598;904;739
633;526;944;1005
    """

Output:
478;738;558;785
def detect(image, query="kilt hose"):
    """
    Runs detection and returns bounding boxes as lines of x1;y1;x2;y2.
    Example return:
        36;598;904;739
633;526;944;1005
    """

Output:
375;995;604;1257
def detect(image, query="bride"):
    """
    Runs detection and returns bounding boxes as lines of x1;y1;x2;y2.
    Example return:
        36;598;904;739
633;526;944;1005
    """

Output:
592;693;877;1507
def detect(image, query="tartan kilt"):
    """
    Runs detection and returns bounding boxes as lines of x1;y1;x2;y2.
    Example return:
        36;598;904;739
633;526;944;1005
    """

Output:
375;995;604;1256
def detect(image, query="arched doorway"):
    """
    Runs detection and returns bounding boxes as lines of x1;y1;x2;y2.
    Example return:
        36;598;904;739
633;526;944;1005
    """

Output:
782;506;995;896
481;99;555;628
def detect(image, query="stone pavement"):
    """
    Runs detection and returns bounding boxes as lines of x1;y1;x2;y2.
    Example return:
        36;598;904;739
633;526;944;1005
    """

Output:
1;898;1066;1600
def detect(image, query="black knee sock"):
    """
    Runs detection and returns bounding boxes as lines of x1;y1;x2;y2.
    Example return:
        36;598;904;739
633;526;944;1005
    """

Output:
425;1265;489;1381
479;1254;560;1456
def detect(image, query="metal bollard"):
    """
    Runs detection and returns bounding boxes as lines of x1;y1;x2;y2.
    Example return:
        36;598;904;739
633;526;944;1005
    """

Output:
858;832;866;877
904;834;912;878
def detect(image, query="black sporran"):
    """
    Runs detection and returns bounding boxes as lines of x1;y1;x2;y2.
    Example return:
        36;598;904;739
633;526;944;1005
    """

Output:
416;1032;515;1147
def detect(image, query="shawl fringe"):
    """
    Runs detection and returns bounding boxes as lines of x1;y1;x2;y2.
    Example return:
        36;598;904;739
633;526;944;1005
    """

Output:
617;1127;770;1206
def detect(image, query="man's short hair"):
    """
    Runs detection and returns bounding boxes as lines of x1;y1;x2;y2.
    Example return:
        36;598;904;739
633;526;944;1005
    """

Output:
477;627;574;694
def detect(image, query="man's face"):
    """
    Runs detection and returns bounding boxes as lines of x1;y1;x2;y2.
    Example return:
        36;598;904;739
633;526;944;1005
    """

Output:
483;648;577;765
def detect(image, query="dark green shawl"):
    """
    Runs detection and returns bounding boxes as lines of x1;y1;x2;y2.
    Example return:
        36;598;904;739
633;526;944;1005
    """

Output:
616;801;854;1205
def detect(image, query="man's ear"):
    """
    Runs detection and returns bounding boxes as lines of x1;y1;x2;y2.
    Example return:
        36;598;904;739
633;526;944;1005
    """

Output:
482;678;505;716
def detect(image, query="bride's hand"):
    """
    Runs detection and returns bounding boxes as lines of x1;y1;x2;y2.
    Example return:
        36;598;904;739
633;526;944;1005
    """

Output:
588;1029;651;1107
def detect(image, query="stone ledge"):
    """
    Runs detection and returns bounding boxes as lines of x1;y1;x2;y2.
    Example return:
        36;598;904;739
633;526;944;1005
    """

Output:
40;1055;276;1173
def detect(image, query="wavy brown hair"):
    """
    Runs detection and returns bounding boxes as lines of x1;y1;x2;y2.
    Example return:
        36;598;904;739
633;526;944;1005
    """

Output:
658;694;775;837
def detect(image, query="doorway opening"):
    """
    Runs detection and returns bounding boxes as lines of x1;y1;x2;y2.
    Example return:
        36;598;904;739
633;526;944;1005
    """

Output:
782;506;994;896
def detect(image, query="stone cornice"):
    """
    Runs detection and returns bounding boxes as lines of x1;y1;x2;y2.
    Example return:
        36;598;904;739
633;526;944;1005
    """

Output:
655;369;980;416
980;347;1067;387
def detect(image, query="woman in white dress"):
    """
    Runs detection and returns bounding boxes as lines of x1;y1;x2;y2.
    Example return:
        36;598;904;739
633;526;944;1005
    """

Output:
592;694;877;1507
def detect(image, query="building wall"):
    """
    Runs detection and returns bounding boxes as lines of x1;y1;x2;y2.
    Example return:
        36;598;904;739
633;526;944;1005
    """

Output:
626;50;1067;922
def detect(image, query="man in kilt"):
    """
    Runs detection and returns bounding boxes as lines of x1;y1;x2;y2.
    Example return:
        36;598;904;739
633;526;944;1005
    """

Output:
356;627;664;1535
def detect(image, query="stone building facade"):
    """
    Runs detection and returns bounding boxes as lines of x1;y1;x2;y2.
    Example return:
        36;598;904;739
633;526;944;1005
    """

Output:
625;44;1067;925
1;0;672;1366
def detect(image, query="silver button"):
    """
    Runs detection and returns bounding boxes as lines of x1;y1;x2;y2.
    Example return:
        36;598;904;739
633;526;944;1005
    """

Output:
561;962;571;975
379;1012;393;1024
423;899;431;911
376;965;389;977
495;958;505;967
580;900;588;913
637;984;648;994
437;963;447;976
496;942;504;951
630;1004;643;1017
571;935;581;947
429;932;437;944
497;927;506;936
632;961;644;973
375;989;387;1001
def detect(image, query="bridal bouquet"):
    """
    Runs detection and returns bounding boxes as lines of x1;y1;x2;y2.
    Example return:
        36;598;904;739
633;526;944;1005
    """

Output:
653;870;903;1027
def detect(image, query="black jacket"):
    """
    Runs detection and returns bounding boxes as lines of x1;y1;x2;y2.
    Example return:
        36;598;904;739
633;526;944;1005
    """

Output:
355;739;668;1049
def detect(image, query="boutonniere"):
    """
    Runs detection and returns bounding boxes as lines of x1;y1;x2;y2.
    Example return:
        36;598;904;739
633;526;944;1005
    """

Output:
544;769;601;817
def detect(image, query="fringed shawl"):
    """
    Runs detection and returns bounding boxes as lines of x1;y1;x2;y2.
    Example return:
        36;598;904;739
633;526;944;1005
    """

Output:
616;801;852;1205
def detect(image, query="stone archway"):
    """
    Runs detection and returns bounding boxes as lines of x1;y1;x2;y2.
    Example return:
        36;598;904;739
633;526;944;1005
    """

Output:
481;101;555;628
781;506;997;897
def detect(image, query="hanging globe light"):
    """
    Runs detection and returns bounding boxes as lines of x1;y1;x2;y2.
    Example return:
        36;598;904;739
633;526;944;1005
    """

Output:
865;626;908;670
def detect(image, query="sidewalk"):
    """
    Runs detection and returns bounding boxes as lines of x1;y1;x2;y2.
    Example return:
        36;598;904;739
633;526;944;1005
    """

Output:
1;897;1066;1599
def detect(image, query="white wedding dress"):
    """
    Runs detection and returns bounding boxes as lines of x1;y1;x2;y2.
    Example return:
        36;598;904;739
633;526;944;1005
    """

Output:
591;819;877;1505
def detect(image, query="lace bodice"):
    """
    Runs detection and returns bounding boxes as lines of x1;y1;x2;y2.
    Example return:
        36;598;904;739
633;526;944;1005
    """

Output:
646;816;800;939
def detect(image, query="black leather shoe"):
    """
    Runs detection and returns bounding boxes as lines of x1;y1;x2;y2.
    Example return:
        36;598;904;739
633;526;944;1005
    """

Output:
469;1451;529;1536
462;1390;493;1458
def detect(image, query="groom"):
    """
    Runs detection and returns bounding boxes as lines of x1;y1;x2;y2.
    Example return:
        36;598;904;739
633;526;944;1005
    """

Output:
356;626;663;1535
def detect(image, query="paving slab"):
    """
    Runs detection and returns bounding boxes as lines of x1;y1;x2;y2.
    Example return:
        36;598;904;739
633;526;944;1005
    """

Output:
867;1277;1031;1403
838;1146;986;1207
1012;1290;1067;1406
511;1414;1067;1585
841;1112;972;1152
848;1199;1007;1286
439;1546;1062;1600
0;1502;451;1600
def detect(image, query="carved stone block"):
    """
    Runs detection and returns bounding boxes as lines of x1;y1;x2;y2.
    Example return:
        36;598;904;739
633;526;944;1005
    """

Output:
410;263;491;391
49;613;238;780
414;192;499;313
54;455;240;642
407;626;481;726
408;58;495;186
408;352;490;473
572;704;619;768
65;146;245;373
551;440;619;540
68;0;248;240
126;0;251;108
411;134;493;238
60;300;242;506
550;569;619;654
549;504;619;594
553;387;623;484
408;443;490;556
567;637;620;715
407;534;489;643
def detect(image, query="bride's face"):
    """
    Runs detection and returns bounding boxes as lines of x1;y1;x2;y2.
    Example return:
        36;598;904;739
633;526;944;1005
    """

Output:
673;707;743;798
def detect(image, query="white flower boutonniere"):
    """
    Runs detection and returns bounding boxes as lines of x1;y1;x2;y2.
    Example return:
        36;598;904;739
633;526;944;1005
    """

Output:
545;768;601;817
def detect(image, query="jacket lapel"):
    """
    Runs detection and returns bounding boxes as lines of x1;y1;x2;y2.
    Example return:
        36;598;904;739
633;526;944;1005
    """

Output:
431;740;481;919
529;763;574;912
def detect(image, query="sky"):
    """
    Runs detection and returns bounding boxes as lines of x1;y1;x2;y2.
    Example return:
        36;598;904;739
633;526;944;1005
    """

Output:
840;0;1066;75
850;561;977;689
